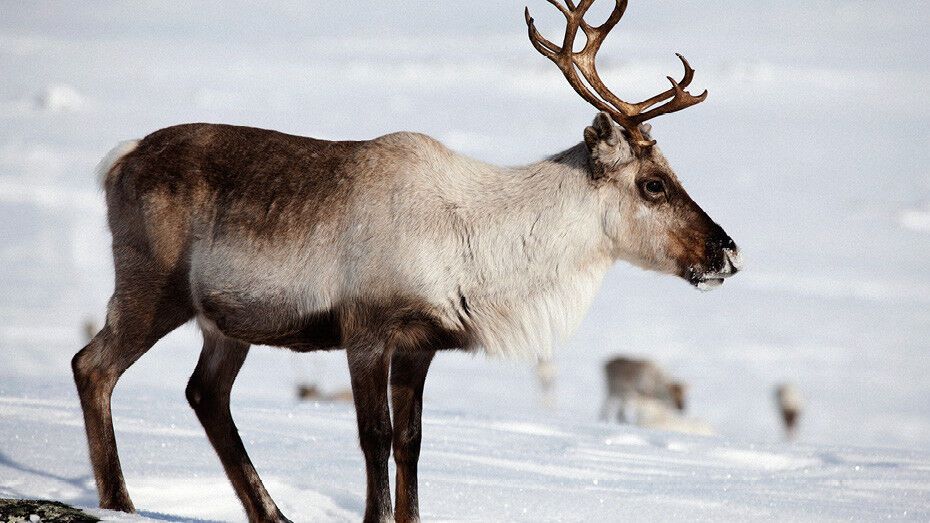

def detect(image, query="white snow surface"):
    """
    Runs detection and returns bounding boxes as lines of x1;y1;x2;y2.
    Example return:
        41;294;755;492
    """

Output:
1;1;929;520
1;380;928;522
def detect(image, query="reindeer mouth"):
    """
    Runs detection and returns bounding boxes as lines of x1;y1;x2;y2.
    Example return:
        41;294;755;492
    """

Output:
687;248;742;291
687;272;727;291
694;276;726;291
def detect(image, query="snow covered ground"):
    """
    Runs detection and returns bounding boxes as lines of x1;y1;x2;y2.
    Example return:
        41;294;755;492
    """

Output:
1;1;929;520
2;376;929;522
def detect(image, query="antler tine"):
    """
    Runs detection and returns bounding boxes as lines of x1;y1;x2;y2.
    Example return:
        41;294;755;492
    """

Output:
570;0;597;34
524;8;562;57
631;76;708;123
573;0;596;13
579;0;626;42
629;54;697;112
544;0;571;18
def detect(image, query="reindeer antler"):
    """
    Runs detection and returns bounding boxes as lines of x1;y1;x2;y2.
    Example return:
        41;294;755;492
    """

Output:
525;0;707;147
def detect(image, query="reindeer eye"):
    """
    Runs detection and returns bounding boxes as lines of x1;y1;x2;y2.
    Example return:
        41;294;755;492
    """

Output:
644;180;665;195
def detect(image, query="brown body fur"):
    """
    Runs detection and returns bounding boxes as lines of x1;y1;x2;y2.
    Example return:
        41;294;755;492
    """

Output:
104;123;467;353
74;124;460;522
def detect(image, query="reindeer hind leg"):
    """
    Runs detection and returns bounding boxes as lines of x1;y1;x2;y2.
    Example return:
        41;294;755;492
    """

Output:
72;247;195;512
185;328;291;522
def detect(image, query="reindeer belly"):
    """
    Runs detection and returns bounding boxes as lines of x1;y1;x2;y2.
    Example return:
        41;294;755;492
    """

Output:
196;292;342;350
194;285;470;353
190;244;343;350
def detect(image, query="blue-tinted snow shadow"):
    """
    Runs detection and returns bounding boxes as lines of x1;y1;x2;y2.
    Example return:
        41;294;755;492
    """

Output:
0;450;225;522
0;449;95;506
135;510;224;523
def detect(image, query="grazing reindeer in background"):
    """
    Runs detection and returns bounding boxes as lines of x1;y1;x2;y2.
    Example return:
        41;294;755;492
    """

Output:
776;383;802;440
72;1;740;521
600;357;687;423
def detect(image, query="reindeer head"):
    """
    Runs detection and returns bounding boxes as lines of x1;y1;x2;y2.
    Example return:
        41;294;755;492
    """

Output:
584;113;740;288
527;0;741;289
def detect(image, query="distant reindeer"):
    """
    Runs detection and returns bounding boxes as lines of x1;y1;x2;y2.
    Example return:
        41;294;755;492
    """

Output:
296;383;353;403
72;1;740;521
535;356;558;409
600;357;687;423
290;353;353;403
775;383;802;440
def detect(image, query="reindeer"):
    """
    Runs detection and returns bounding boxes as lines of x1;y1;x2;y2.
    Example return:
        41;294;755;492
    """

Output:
775;383;802;440
600;357;687;424
71;1;741;521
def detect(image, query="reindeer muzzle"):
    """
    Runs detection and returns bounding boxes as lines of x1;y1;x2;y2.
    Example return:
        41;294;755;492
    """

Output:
688;236;742;291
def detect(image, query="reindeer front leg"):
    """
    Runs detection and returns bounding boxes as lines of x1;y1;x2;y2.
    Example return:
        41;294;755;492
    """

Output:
347;344;394;523
390;351;435;523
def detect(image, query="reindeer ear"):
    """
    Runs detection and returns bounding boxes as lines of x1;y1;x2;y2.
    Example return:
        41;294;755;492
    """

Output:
584;112;620;150
584;112;635;178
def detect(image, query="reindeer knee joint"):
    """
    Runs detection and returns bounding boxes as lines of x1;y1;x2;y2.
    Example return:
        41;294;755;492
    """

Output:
393;427;422;462
185;380;206;409
72;345;117;390
71;350;86;379
359;424;393;453
394;427;420;448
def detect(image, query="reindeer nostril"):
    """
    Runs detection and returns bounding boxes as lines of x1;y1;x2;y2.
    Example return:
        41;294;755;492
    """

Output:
724;237;736;250
723;246;743;273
